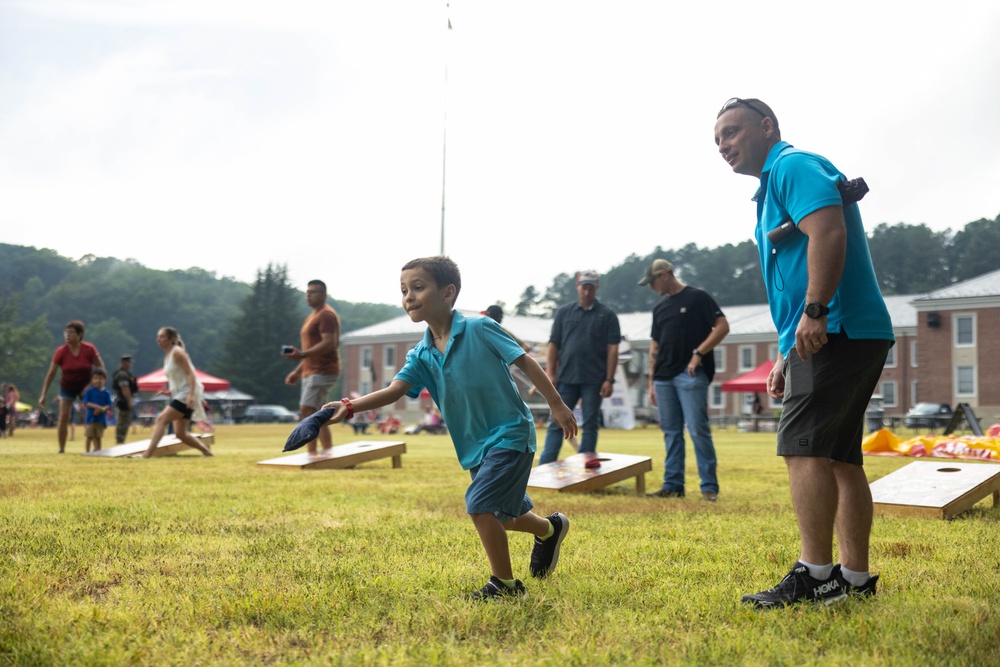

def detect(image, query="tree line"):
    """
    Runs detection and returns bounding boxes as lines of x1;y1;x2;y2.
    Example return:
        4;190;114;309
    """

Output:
2;213;998;408
513;214;1000;315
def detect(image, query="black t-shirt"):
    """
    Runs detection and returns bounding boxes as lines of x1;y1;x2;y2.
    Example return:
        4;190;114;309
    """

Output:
650;286;725;382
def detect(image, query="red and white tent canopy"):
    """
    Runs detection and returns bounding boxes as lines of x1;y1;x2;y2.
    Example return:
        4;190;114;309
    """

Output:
720;360;773;393
136;368;231;392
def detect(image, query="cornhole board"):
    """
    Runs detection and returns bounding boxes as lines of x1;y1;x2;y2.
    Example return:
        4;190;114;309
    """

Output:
870;461;1000;519
83;433;215;458
528;452;652;495
257;441;406;470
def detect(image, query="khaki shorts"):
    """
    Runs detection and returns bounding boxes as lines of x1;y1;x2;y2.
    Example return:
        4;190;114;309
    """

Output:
300;373;338;409
85;422;106;439
777;334;891;465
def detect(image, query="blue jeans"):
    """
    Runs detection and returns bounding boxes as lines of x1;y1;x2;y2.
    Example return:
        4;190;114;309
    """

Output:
654;371;718;494
539;382;602;464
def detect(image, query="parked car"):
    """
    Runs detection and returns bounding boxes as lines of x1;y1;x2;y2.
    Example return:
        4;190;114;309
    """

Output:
240;405;298;424
903;403;953;429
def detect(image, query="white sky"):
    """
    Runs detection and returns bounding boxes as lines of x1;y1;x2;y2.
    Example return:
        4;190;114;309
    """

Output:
2;1;999;310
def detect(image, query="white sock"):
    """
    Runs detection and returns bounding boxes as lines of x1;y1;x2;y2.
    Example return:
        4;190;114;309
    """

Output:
840;566;871;587
799;560;834;580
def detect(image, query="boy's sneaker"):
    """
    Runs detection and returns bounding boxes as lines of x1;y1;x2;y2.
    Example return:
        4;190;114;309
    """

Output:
846;573;879;598
468;576;527;601
741;562;848;608
529;512;569;578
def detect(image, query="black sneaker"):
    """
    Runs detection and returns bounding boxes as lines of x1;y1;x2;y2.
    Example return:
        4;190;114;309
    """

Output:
846;573;879;598
468;575;527;601
647;488;685;498
529;512;569;578
741;562;848;608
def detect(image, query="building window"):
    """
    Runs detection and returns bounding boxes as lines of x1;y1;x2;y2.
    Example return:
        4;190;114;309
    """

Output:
910;380;918;407
954;315;975;347
768;343;778;362
882;381;897;408
769;395;782;409
739;345;755;372
713;346;726;373
360;380;371;395
710;384;723;409
956;366;975;396
384;346;396;368
910;340;918;368
885;345;896;368
361;347;372;370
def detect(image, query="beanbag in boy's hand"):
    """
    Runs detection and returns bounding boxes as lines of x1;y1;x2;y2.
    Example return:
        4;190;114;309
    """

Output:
283;406;337;452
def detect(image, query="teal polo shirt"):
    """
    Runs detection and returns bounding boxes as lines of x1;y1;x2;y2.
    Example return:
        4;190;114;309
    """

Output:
754;141;894;357
395;311;535;470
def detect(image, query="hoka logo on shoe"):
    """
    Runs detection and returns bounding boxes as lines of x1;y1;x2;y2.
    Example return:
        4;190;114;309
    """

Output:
814;579;841;597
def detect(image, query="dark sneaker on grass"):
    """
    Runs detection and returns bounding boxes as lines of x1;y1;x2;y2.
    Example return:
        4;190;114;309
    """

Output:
846;574;879;598
741;562;848;608
647;488;685;498
529;512;569;578
468;575;527;601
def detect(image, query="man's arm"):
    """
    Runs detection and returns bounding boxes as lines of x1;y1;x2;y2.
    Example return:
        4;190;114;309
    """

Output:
545;342;560;385
601;344;619;398
795;205;846;360
688;316;730;376
647;340;659;406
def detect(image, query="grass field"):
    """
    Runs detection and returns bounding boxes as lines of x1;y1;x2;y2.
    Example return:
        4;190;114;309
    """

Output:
1;424;998;666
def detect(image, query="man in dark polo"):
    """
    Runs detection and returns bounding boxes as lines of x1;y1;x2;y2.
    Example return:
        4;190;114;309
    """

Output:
538;270;620;464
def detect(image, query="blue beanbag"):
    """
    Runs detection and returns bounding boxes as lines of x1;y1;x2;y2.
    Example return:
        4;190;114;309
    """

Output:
283;406;337;452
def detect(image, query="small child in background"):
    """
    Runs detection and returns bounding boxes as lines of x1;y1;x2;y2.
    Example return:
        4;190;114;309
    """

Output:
83;369;114;452
323;256;578;600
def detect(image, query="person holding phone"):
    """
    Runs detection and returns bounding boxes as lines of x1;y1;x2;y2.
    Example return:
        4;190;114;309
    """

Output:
283;280;342;454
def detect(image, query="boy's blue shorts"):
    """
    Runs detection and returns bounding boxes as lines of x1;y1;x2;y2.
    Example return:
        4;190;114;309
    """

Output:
466;447;534;522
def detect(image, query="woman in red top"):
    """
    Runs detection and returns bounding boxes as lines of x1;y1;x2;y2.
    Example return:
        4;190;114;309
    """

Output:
38;320;105;453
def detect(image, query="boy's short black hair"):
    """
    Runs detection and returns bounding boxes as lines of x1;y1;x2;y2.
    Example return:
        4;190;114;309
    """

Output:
92;368;107;378
307;279;327;292
401;256;462;300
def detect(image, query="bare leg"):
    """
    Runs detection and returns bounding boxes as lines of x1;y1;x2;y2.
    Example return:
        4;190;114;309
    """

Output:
832;461;872;572
57;399;72;452
505;511;552;538
174;420;213;457
300;405;332;454
94;436;102;452
143;407;180;458
470;513;514;580
786;456;838;566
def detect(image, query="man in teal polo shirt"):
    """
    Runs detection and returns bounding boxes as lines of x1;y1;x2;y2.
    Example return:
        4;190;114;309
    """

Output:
715;98;894;608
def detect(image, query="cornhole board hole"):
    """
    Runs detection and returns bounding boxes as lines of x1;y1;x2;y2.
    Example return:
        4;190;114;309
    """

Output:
83;433;215;458
257;441;406;470
870;461;1000;519
528;452;653;495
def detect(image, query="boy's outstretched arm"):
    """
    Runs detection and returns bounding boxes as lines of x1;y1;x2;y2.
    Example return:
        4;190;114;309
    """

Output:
512;354;577;441
322;380;411;423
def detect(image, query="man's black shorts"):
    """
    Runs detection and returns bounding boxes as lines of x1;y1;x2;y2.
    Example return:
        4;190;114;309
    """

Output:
776;334;891;465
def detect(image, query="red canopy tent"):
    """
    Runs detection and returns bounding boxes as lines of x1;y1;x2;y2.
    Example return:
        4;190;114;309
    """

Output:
137;368;231;392
720;360;773;393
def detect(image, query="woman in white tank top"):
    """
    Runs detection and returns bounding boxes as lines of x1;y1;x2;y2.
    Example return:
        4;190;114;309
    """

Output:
141;327;214;458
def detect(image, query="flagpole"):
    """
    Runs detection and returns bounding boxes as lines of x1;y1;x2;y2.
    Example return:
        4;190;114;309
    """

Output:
440;3;451;255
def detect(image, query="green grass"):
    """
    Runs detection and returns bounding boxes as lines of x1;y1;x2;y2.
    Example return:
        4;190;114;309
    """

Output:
1;425;998;666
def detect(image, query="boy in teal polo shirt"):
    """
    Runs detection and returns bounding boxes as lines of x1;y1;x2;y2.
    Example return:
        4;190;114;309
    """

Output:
323;256;578;600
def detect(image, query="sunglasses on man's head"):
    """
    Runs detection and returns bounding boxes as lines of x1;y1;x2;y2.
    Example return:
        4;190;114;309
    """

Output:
719;97;768;119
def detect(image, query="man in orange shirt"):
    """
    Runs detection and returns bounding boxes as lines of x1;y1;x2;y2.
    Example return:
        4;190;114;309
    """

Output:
284;280;342;454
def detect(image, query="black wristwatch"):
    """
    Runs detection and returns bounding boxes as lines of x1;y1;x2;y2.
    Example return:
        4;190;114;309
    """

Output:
605;377;615;384
804;301;830;319
692;349;703;357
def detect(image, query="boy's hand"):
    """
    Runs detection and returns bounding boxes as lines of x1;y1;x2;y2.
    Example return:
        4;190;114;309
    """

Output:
550;402;578;441
321;400;350;424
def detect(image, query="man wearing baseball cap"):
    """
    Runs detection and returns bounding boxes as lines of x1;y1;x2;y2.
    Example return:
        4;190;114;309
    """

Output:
639;259;729;501
539;270;621;464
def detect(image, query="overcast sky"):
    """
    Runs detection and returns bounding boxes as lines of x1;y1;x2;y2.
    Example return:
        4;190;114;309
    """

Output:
2;1;999;311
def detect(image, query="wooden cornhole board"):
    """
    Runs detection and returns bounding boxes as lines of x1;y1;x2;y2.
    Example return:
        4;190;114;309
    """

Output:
257;440;406;470
870;461;1000;519
83;433;215;458
528;452;652;495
